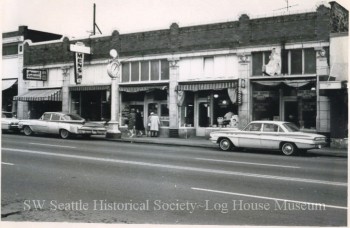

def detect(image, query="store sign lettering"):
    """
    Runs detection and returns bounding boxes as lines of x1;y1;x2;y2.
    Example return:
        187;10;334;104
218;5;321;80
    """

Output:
23;68;47;81
74;52;84;84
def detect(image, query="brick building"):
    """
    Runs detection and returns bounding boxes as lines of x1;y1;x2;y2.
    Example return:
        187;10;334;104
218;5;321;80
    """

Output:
15;2;348;143
2;26;62;114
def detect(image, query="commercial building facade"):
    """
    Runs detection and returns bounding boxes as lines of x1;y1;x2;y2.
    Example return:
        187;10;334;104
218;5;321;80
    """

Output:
2;26;62;114
13;2;348;144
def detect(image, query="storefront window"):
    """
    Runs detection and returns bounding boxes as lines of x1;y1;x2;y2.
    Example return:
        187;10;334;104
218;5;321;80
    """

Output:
252;51;271;76
304;48;316;74
131;62;139;81
122;63;130;82
141;61;149;81
160;104;169;127
252;84;280;121
291;49;302;75
212;90;237;126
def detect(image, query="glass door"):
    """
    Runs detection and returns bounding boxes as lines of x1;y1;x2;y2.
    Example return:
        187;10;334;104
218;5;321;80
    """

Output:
196;98;210;136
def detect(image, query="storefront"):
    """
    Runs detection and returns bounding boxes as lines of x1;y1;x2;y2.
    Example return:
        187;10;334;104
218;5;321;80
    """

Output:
119;84;169;136
251;79;317;131
176;80;239;137
14;88;62;119
69;85;111;121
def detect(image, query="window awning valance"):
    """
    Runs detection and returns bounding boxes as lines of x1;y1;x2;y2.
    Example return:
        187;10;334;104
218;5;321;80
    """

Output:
2;79;17;91
176;81;238;91
69;85;111;91
252;79;316;87
14;89;62;102
119;84;168;93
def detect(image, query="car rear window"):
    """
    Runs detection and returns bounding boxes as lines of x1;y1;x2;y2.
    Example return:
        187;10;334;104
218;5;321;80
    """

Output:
63;114;84;121
283;123;300;132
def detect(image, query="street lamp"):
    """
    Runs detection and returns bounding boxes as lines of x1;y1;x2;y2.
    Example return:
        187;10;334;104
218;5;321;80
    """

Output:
106;49;122;139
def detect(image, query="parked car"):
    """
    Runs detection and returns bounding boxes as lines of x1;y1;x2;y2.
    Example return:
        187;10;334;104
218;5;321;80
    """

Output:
1;111;20;133
18;112;107;139
209;120;327;156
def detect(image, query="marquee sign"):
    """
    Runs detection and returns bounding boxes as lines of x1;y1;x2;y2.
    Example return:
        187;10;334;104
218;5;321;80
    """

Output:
23;68;47;81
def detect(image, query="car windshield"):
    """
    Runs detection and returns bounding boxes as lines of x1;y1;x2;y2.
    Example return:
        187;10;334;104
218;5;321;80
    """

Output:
283;123;300;132
62;114;84;121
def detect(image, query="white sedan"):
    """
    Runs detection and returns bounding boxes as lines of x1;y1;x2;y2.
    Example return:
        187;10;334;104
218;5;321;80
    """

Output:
209;121;327;156
18;112;107;139
1;111;20;133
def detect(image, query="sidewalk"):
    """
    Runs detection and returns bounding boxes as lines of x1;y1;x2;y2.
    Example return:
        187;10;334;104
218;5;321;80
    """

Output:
102;135;348;156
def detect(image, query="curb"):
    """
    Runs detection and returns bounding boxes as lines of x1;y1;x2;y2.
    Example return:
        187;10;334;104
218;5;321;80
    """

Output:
105;138;218;149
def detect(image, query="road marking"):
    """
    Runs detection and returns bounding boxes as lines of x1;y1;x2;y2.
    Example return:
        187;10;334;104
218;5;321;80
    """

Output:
2;147;347;187
2;162;14;166
29;143;76;149
195;157;300;169
191;187;347;210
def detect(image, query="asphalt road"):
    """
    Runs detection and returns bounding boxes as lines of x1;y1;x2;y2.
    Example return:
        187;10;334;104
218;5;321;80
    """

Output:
1;133;348;225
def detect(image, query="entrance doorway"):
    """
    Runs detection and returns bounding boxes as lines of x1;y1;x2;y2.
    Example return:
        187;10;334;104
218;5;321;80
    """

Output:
283;100;299;126
196;98;210;136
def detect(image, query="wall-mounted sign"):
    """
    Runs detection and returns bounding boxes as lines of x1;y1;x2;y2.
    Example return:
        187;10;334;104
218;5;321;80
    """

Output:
297;90;316;98
319;81;342;90
74;52;84;84
23;68;47;81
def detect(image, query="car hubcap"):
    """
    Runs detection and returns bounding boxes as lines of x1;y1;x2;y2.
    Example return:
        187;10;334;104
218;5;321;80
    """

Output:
220;140;229;150
61;130;68;138
24;127;31;135
283;144;293;154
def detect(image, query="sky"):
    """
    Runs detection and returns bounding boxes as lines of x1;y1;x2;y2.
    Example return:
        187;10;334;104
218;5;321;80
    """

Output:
1;0;349;39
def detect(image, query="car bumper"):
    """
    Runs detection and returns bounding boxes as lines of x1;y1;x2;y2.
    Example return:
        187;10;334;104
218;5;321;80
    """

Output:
78;129;106;135
2;124;19;130
296;142;327;149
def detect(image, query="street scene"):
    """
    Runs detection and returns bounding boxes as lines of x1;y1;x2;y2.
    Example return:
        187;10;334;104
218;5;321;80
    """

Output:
1;0;348;227
1;133;347;225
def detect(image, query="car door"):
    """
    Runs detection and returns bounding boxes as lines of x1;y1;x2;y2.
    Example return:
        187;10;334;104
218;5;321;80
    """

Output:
238;123;262;148
47;113;61;134
33;113;51;133
260;123;281;149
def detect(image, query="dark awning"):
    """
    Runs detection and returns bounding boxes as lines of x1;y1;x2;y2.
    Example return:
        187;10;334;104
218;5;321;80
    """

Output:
176;81;238;91
69;85;111;91
119;84;168;93
14;89;62;101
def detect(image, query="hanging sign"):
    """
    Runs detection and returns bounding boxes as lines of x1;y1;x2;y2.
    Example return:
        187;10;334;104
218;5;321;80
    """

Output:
23;68;47;81
74;52;84;84
70;42;91;85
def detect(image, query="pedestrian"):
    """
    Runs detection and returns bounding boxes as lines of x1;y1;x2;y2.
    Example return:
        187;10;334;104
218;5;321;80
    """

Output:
149;112;160;137
135;109;144;137
128;108;136;137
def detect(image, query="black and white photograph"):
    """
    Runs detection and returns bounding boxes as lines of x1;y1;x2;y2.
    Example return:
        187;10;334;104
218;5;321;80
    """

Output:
1;0;348;227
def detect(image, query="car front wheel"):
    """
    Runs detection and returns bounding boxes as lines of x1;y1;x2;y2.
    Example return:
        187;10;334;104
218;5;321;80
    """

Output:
281;142;296;156
219;138;232;151
59;129;71;139
23;126;33;136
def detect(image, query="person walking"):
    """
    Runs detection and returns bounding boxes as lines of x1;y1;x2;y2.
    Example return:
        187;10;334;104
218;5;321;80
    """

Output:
149;112;160;137
135;109;144;137
128;108;136;137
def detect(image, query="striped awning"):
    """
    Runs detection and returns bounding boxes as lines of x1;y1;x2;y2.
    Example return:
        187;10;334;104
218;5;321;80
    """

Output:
119;85;168;93
69;85;111;91
176;81;238;91
14;89;62;101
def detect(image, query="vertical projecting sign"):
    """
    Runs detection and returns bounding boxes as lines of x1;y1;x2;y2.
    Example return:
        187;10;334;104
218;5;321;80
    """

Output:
69;42;91;85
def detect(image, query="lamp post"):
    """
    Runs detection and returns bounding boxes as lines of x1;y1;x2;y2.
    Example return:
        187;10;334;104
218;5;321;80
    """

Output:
106;49;121;139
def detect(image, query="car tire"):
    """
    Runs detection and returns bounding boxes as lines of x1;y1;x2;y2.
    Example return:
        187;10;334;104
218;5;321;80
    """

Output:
219;138;232;151
281;142;296;156
59;129;70;139
23;126;33;136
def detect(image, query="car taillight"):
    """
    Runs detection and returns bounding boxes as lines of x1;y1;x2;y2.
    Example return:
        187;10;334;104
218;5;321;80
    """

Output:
314;137;326;142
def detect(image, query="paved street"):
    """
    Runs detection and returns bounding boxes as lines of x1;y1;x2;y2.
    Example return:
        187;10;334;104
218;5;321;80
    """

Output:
1;133;347;225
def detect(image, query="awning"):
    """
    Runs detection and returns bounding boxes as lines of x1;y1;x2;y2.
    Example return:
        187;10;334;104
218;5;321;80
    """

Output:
176;81;238;91
69;85;111;91
2;79;17;91
252;79;316;87
14;89;62;102
119;85;168;93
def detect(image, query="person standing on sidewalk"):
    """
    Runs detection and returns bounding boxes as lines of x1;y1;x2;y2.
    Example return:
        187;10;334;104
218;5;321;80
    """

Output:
149;112;160;137
128;108;136;137
135;109;144;137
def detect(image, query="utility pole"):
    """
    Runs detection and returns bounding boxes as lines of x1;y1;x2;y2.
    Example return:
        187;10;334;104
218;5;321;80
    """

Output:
93;3;102;35
273;0;298;13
